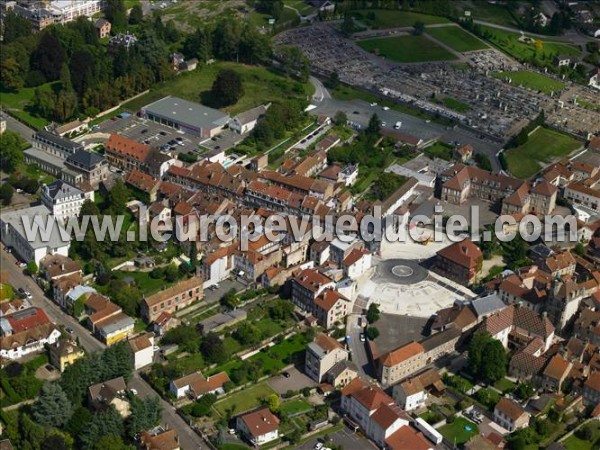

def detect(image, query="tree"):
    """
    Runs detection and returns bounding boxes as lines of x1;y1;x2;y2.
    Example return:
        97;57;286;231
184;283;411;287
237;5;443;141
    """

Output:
92;435;132;450
108;179;129;215
367;113;381;136
0;183;14;206
129;4;144;24
41;433;72;450
468;331;507;383
341;14;355;36
32;32;66;81
190;393;217;417
515;382;535;400
162;324;200;352
209;69;244;108
366;303;380;323
105;0;127;31
267;393;280;412
277;46;310;81
333;110;348;126
2;10;32;44
80;406;125;448
26;261;38;276
127;396;162;435
220;288;240;310
366;326;380;340
0;130;25;173
413;21;425;35
325;71;340;89
201;332;228;364
33;383;73;428
0;57;25;91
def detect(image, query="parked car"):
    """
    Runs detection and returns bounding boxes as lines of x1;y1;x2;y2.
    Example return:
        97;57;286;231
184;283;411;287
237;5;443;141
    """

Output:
141;129;148;134
282;371;291;378
159;131;167;136
65;327;74;334
360;333;366;342
175;137;183;141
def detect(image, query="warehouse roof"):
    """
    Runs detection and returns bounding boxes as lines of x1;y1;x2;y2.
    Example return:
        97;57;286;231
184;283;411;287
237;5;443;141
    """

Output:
143;96;229;130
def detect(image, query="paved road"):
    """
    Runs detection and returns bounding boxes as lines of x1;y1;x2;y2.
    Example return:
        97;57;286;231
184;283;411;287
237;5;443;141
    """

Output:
2;113;35;142
310;76;331;102
346;313;371;379
1;248;105;353
129;373;206;450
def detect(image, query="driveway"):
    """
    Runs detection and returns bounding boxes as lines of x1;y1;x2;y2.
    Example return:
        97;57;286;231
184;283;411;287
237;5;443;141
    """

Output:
267;366;316;395
346;313;372;378
296;426;377;450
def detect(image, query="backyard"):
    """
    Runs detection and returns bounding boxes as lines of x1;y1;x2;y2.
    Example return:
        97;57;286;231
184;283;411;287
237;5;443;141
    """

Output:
504;127;582;179
492;70;566;95
423;142;454;161
426;26;489;52
357;35;457;63
563;421;600;450
439;417;479;445
212;383;276;417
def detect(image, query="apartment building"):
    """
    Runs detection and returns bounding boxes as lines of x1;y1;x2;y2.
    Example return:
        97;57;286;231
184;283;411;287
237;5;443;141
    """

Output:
141;277;203;322
305;333;348;383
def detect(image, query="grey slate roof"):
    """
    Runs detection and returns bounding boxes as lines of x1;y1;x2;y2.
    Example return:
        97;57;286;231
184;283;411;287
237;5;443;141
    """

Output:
34;130;83;152
327;360;358;379
143;96;229;130
43;180;84;201
0;205;71;250
469;293;506;318
66;149;106;170
233;104;268;126
420;326;461;352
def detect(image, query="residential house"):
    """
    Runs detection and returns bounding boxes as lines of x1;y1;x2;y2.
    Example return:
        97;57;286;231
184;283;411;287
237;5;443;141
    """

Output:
200;246;234;289
141;277;203;323
393;378;427;411
325;360;359;388
169;371;230;399
63;149;109;188
454;144;473;162
48;339;84;372
85;294;134;345
139;427;180;450
230;104;269;134
305;333;348;383
583;371;600;406
39;254;82;281
236;408;280;446
342;248;372;279
574;308;600;345
0;307;61;360
88;376;130;417
129;333;155;370
541;354;572;392
152;311;181;336
94;18;111;38
434;239;483;285
378;341;426;387
494;397;530;432
41;180;87;222
126;169;160;202
385;425;433;450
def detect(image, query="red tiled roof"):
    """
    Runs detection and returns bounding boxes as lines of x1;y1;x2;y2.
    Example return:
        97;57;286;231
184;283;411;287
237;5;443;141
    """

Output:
379;341;425;367
543;354;571;381
6;307;51;333
385;426;432;450
495;397;526;421
437;239;482;269
106;134;151;162
239;407;280;438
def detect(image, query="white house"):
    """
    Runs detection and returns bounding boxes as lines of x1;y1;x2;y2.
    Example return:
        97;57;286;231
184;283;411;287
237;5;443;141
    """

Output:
41;180;88;222
236;408;280;446
229;104;269;134
393;379;427;411
342;248;372;279
169;371;230;399
0;307;62;360
201;247;233;289
589;69;600;90
0;205;71;265
129;333;154;370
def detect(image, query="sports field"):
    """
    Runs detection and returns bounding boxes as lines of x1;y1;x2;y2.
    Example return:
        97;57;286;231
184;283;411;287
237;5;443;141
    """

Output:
358;35;457;63
492;71;565;95
350;9;450;29
504;127;582;179
427;26;488;52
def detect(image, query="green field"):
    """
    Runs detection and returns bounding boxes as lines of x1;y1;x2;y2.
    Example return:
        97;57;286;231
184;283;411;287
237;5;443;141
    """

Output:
427;26;488;52
351;9;450;29
121;62;314;116
456;3;519;27
280;399;312;417
358;35;457;63
504;127;582;179
479;25;580;64
492;70;565;95
439;417;479;445
423;142;454;161
0;82;58;130
213;383;276;417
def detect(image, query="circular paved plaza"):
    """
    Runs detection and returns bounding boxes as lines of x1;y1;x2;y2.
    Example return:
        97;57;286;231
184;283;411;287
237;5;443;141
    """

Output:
375;259;428;285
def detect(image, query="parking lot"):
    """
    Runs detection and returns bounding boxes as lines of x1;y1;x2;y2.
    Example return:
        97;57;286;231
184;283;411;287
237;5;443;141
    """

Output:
267;366;316;395
200;128;245;153
96;114;201;156
296;427;377;450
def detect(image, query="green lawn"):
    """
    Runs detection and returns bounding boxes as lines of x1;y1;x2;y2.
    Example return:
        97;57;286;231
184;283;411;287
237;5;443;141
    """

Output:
109;270;174;296
220;444;251;450
479;25;580;64
563;422;600;450
121;62;314;117
351;9;450;29
213;383;276;416
426;26;488;52
441;97;470;113
0;82;58;130
492;71;565;95
493;377;516;393
280;399;312;417
456;3;519;28
504;127;582;179
358;35;457;63
423;142;454;161
439;417;479;445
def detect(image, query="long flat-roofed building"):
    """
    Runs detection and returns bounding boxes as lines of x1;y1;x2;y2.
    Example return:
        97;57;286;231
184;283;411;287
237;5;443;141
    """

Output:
140;96;229;138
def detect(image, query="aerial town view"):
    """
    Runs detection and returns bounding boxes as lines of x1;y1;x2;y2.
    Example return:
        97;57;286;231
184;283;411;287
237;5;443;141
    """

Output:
1;0;600;449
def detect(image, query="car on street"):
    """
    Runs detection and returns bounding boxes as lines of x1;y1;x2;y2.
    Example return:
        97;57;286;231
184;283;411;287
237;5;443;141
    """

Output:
159;131;167;136
359;333;366;342
382;106;390;110
66;327;74;334
370;102;377;107
129;388;138;396
228;429;236;435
